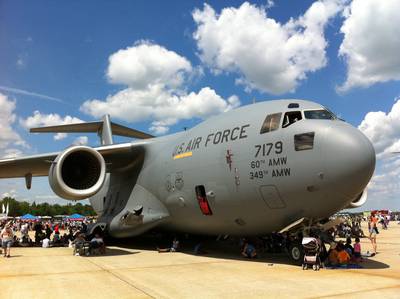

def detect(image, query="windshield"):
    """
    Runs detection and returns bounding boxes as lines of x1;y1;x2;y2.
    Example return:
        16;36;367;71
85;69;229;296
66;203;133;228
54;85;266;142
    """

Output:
304;109;336;120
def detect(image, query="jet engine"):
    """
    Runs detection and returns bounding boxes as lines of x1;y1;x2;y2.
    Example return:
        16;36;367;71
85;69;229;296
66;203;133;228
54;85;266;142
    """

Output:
346;189;368;209
49;146;106;200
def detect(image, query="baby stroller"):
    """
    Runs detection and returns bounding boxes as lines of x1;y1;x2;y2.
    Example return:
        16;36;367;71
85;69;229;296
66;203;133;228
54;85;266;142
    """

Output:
301;237;322;271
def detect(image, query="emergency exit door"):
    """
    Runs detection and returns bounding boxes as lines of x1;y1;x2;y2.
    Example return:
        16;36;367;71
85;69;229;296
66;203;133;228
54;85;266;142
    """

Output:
259;185;285;209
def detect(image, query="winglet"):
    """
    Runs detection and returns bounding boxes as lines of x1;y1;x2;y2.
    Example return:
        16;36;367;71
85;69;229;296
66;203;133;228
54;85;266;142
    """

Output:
30;114;154;145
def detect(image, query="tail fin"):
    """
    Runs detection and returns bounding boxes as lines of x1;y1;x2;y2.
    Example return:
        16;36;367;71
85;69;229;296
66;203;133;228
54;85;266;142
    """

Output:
30;114;154;145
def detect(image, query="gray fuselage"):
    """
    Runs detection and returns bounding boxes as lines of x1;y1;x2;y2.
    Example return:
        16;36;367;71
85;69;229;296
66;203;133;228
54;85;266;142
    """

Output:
90;100;375;238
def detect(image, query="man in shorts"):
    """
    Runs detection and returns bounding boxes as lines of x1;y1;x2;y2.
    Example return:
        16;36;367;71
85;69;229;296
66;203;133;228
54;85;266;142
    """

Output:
1;224;14;258
368;217;378;256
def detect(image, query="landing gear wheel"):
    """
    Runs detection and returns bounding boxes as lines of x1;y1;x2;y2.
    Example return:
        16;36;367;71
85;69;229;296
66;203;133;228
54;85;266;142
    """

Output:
316;265;320;271
288;243;303;265
302;264;307;270
312;264;317;271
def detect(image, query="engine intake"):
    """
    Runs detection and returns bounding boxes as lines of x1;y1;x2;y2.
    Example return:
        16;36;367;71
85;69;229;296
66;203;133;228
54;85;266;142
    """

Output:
346;189;368;209
49;146;106;200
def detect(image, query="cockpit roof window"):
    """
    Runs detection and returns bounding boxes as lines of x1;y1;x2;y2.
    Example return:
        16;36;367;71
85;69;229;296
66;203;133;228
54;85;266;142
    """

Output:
282;111;302;128
288;103;299;109
260;112;282;134
304;109;336;120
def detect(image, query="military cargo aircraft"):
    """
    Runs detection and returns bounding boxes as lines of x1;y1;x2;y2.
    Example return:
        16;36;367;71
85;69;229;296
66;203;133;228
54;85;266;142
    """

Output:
0;99;375;261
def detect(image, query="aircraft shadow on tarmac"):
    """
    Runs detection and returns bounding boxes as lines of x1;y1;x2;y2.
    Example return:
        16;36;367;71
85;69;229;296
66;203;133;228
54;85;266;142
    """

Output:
86;248;140;257
356;257;389;270
106;235;390;269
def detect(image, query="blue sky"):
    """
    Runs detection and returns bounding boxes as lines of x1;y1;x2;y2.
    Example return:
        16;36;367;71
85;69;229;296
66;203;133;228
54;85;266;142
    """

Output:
1;0;400;210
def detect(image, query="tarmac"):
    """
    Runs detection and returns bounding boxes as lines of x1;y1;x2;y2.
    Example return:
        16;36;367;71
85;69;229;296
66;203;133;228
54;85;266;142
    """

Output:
0;222;399;299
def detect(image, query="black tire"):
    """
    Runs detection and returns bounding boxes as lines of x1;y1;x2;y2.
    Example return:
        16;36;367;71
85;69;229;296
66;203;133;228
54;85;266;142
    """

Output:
288;242;304;265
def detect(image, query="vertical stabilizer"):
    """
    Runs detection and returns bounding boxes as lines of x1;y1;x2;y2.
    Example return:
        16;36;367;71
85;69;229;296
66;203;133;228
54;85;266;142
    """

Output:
100;115;113;145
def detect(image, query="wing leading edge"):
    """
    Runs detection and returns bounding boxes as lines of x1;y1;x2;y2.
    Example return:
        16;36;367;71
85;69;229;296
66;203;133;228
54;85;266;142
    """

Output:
0;142;145;180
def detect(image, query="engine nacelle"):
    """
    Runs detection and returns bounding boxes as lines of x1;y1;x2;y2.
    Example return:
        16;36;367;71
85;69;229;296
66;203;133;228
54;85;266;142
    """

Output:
49;146;106;200
346;189;368;209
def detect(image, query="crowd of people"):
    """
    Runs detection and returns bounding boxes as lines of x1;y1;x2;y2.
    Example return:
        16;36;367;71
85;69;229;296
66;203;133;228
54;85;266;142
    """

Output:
0;212;394;265
335;217;365;238
326;237;362;266
320;213;391;267
0;218;105;258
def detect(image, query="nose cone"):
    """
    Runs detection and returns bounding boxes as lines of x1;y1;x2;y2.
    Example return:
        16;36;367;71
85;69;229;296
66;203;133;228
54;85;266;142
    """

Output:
323;123;375;199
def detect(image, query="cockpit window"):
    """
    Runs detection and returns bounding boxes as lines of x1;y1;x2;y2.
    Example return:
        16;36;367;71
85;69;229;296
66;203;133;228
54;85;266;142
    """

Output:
282;111;302;128
294;132;315;151
260;113;282;134
304;109;335;120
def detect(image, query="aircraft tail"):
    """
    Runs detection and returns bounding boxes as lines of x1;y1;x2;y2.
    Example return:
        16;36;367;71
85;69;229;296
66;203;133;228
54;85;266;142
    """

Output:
30;114;154;145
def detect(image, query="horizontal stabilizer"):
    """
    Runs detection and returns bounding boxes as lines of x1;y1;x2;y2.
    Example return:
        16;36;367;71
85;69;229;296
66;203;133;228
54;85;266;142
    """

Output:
30;115;154;145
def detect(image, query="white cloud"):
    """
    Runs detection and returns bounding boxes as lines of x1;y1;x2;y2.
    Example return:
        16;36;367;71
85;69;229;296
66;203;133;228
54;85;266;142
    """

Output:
72;136;89;146
20;111;83;141
2;148;24;159
35;195;59;199
81;42;240;133
149;124;170;135
358;97;400;158
358;98;400;209
364;160;400;210
338;0;400;92
2;189;17;199
82;85;239;131
0;93;27;157
107;41;192;89
192;1;345;94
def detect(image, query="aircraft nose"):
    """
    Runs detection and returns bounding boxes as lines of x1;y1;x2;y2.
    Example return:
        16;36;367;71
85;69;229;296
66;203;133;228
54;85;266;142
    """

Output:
323;123;375;199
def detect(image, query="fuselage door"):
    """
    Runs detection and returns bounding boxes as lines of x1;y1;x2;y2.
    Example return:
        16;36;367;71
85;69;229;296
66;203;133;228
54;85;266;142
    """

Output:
259;185;285;209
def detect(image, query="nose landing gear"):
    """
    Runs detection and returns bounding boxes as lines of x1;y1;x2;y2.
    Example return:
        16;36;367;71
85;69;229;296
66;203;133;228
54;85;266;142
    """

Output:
288;242;303;264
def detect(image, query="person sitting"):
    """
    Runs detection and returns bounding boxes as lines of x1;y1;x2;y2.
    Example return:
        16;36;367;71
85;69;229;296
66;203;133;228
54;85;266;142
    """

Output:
327;242;339;265
336;242;350;265
89;234;105;255
20;223;29;239
20;235;33;247
344;237;354;256
42;237;51;248
52;232;61;246
45;224;53;240
241;239;257;258
353;237;362;263
34;222;43;246
158;237;180;253
72;233;86;256
60;233;70;247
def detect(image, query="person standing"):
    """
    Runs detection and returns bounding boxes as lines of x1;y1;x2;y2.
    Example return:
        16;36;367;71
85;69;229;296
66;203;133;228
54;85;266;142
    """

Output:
368;216;378;256
45;224;53;239
34;221;43;245
1;223;14;258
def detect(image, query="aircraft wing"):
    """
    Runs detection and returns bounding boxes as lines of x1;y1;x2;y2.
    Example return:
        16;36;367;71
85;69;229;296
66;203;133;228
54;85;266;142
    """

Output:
0;152;58;178
0;142;143;179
